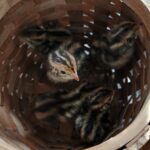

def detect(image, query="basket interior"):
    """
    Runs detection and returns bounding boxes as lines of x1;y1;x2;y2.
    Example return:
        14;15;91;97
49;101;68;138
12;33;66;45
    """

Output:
0;0;150;149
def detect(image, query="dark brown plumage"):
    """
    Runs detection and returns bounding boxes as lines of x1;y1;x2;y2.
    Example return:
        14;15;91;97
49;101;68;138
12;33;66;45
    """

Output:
20;21;83;83
34;83;114;143
93;21;139;69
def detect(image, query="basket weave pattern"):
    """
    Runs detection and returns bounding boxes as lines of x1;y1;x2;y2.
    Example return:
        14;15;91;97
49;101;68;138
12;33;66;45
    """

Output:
0;0;150;149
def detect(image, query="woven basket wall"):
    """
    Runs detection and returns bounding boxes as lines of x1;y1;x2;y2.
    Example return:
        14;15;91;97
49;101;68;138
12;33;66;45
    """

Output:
0;0;150;150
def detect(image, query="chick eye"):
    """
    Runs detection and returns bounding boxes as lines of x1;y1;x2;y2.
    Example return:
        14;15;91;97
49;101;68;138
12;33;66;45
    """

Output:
60;71;66;74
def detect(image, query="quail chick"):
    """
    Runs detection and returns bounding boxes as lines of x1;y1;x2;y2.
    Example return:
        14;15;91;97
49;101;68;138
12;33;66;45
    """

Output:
93;21;139;69
21;21;90;83
47;45;79;82
74;88;114;143
47;42;90;83
21;21;72;54
34;82;99;115
34;83;114;143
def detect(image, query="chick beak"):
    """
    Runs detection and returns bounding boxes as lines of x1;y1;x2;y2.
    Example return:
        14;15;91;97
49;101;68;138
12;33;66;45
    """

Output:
72;73;80;81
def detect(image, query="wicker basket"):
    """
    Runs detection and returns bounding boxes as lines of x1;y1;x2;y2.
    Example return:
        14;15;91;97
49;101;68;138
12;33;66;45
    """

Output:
0;0;150;150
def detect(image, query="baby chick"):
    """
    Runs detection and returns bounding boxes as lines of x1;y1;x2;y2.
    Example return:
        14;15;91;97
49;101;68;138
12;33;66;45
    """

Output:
21;21;83;83
74;88;114;143
34;83;114;143
34;82;99;115
93;21;139;69
21;21;72;54
47;44;79;82
47;40;93;83
21;21;91;83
